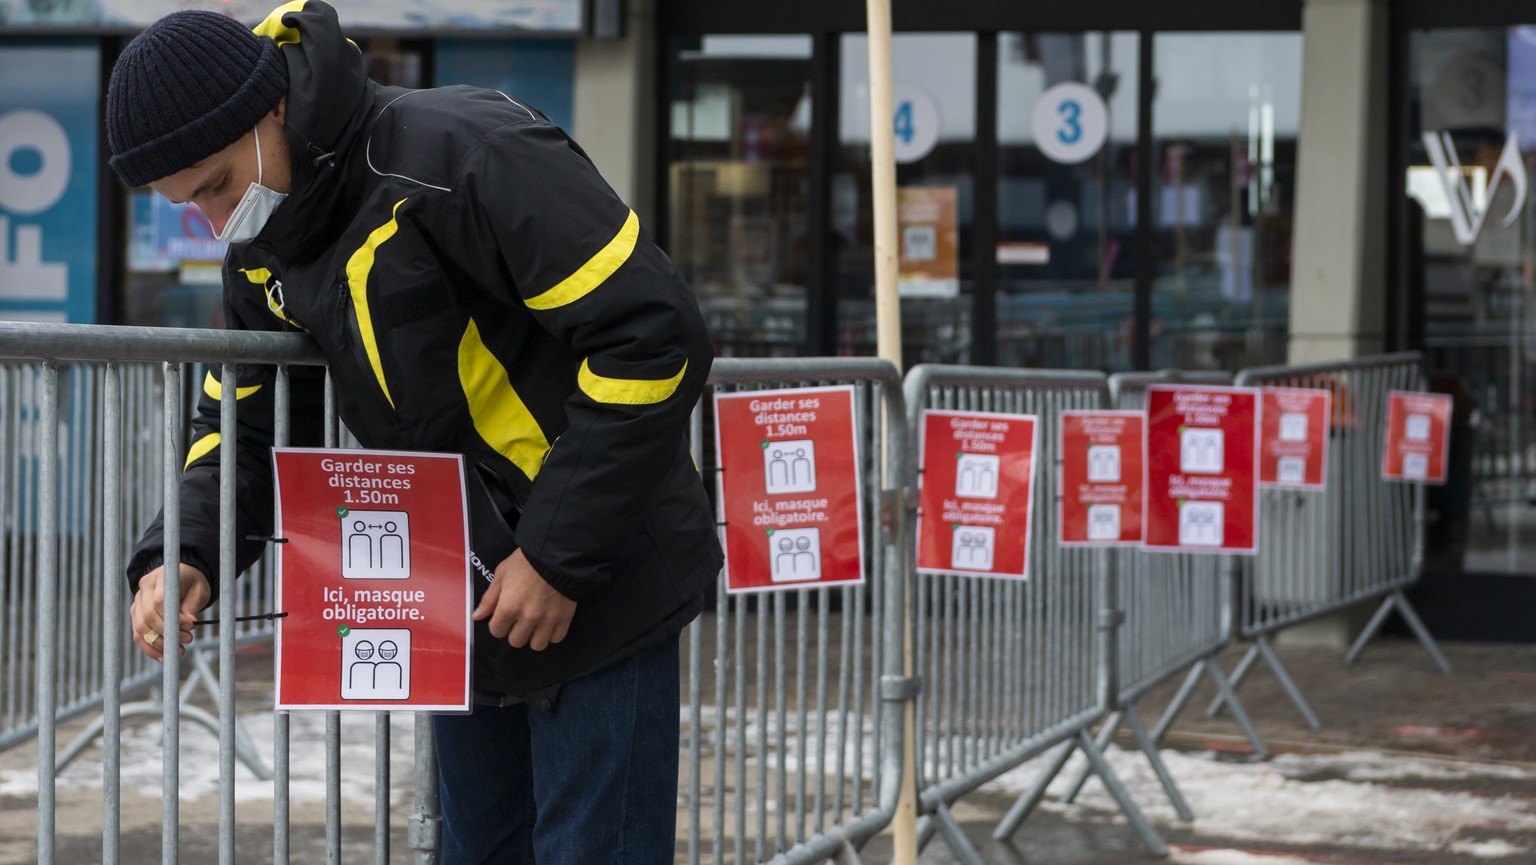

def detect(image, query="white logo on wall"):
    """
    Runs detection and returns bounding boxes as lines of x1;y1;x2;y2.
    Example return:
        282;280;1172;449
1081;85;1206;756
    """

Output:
1032;83;1109;165
1423;131;1527;246
342;628;411;700
342;510;411;580
0;109;70;304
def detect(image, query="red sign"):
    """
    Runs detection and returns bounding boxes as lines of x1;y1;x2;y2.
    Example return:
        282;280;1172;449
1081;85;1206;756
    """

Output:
1382;391;1453;484
714;386;865;594
1258;388;1332;489
1144;385;1260;555
272;449;472;711
1059;411;1144;546
915;410;1039;578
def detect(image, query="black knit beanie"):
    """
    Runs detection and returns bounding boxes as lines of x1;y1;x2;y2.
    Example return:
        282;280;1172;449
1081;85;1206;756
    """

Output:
106;10;288;187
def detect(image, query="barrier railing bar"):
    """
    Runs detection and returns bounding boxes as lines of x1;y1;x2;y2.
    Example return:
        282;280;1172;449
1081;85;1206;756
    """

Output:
38;362;59;865
162;361;182;865
103;363;123;865
219;362;238;865
274;366;292;865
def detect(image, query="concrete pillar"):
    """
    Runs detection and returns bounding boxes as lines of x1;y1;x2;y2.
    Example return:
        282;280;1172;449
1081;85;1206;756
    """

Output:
1287;0;1390;365
573;0;660;227
1283;0;1391;649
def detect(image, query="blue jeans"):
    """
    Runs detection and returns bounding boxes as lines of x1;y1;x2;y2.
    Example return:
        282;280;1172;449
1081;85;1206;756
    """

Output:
432;634;680;865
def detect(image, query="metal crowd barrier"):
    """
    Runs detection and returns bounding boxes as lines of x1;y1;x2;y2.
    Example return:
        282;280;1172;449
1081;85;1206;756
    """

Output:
1;360;159;754
901;365;1164;862
0;321;435;865
1031;370;1270;827
0;318;1451;865
1;358;286;768
683;357;908;865
1209;353;1451;729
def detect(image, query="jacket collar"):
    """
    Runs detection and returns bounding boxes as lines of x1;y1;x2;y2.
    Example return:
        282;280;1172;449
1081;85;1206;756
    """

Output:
244;0;376;262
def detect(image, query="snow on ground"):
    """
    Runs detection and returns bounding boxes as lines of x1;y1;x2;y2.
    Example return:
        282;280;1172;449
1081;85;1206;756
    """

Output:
0;709;418;806
985;745;1536;858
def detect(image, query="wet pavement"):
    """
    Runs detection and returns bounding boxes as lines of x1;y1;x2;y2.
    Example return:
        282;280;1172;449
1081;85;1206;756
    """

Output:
0;637;1532;863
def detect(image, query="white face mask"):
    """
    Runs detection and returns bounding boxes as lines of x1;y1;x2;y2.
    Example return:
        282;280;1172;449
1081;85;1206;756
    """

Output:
216;126;288;245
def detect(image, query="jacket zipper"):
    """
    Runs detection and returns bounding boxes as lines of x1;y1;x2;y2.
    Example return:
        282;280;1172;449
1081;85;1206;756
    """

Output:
335;277;398;424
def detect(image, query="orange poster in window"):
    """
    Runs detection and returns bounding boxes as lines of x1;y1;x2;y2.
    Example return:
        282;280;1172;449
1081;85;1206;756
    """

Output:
898;186;959;298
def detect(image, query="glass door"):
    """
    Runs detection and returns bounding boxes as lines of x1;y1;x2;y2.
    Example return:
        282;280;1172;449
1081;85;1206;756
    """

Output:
994;32;1139;371
1407;26;1536;574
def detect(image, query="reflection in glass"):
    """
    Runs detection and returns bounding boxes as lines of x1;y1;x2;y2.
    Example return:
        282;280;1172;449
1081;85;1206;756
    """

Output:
996;32;1139;371
1409;26;1536;575
668;36;814;357
1151;33;1301;371
838;34;976;364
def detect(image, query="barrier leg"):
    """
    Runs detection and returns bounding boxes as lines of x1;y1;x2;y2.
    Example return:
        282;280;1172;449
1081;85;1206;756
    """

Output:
1124;706;1193;821
931;801;987;865
1254;636;1321;730
1073;728;1167;857
408;715;441;864
1200;657;1271;759
187;648;272;780
914;814;936;853
1342;594;1397;667
992;738;1076;840
1059;711;1123;805
1346;590;1453;673
832;837;865;865
56;700;271;780
57;702;228;775
1204;644;1259;718
1150;664;1206;744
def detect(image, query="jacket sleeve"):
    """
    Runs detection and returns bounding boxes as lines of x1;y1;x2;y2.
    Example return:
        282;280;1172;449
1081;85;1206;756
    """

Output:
443;119;713;603
125;279;327;605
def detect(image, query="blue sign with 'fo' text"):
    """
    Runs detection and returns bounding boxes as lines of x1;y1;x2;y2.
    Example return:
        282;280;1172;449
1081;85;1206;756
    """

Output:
0;42;99;324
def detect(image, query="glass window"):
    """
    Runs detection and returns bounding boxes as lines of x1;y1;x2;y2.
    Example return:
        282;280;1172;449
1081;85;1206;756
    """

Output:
1151;33;1302;370
838;33;976;364
996;32;1139;371
1408;26;1536;575
667;35;814;357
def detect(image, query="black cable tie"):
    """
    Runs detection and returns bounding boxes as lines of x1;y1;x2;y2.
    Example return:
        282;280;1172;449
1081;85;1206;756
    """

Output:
193;611;289;627
245;535;289;544
715;520;729;527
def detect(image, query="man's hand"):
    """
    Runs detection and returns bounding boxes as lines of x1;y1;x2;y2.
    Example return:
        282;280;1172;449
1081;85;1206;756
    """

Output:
472;550;576;651
129;563;210;662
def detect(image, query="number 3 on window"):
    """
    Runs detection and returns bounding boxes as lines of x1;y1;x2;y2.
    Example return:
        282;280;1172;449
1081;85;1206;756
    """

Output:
1057;99;1082;145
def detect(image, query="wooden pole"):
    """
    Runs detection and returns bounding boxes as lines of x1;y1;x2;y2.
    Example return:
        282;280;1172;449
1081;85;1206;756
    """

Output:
864;2;917;863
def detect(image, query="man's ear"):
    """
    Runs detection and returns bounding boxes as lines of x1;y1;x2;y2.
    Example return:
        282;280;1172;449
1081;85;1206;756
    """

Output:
271;95;287;125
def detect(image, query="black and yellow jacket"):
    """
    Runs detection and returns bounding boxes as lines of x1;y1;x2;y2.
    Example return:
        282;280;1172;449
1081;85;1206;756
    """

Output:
127;0;722;701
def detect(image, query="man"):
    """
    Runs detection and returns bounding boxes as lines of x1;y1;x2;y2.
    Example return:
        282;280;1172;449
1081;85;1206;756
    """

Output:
106;3;721;862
